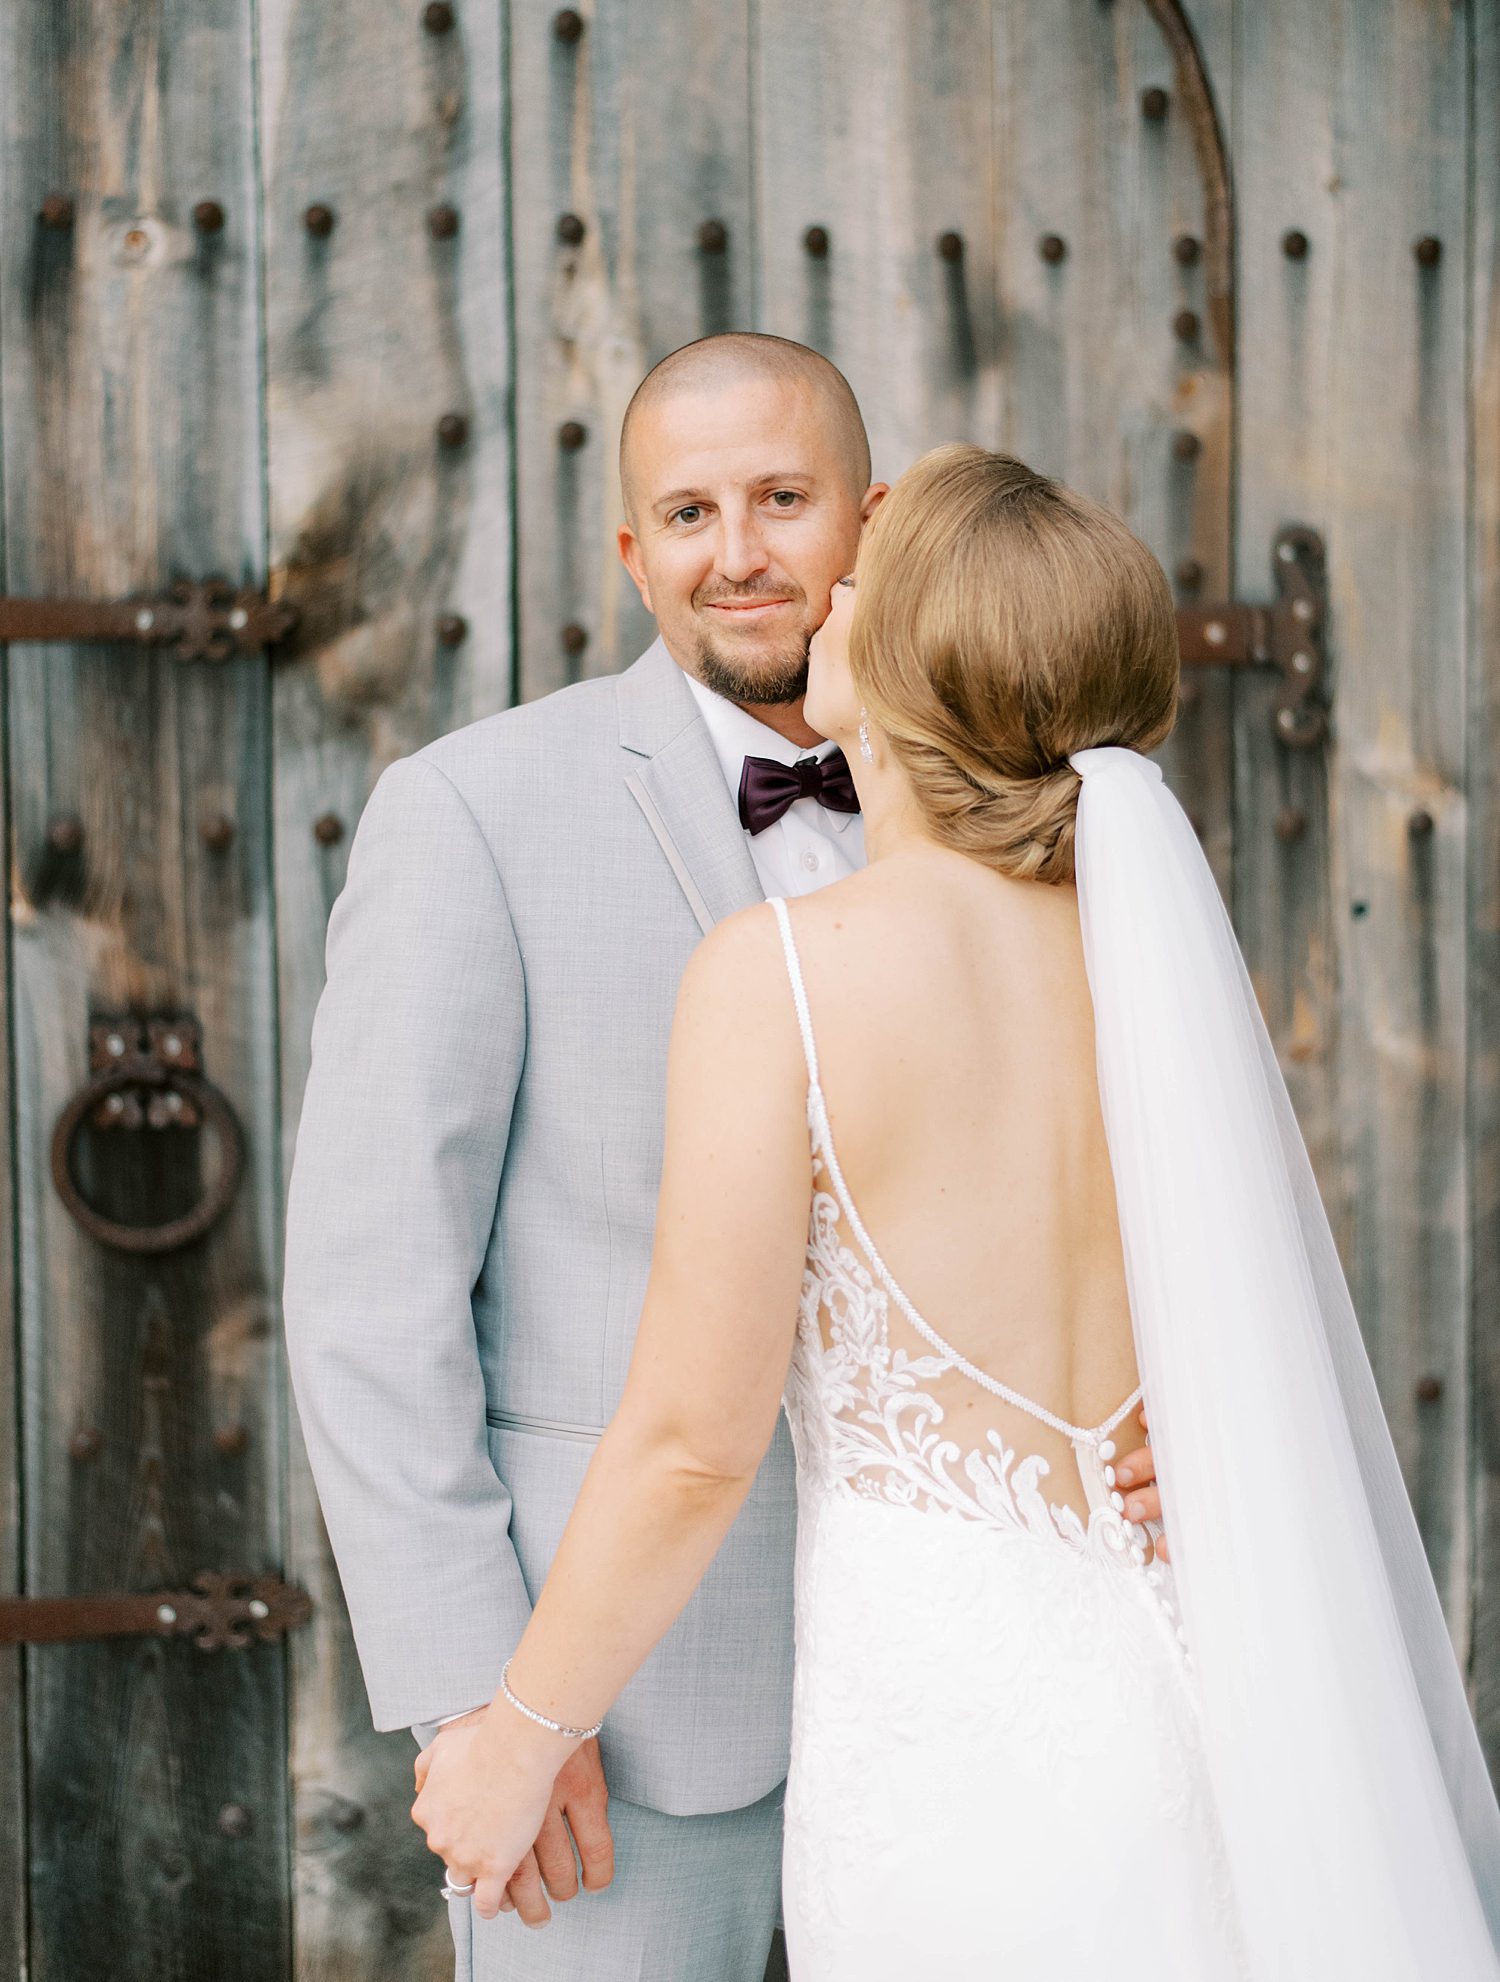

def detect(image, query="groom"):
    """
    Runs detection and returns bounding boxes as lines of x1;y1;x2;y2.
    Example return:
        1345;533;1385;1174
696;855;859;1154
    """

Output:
282;333;1165;1980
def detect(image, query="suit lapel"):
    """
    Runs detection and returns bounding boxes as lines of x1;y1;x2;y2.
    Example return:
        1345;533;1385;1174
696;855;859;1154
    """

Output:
618;639;764;935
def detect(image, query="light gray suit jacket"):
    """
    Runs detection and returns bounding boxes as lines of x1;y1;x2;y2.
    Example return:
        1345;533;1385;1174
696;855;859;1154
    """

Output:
282;638;797;1817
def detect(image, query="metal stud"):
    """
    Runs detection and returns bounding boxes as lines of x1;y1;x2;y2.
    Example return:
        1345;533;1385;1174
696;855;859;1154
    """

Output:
69;1427;103;1462
47;813;84;854
193;200;225;234
436;410;469;448
248;1598;271;1620
1172;233;1201;266
218;1804;253;1839
1350;897;1370;918
1038;233;1067;265
1141;86;1170;121
1173;308;1199;341
38;194;75;230
427;204;460;240
1416;1373;1443;1404
436;613;468;647
1413;235;1442;269
304;204;335;238
200;812;236;852
803;225;830;259
1408;807;1435;840
423;1;456;31
1275;807;1307;843
214;1423;250;1456
553;7;584;41
556;212;586;246
1174;557;1203;591
697;218;728;254
1281;229;1309;260
157;1604;178;1626
313;812;345;846
561;623;588;656
936;230;964;263
558;420;587;452
1171;430;1202;462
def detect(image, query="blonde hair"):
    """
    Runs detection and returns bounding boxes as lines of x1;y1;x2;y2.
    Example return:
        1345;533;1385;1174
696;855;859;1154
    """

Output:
849;445;1179;884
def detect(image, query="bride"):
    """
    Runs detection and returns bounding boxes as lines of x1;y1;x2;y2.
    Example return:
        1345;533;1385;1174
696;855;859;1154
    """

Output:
412;445;1500;1976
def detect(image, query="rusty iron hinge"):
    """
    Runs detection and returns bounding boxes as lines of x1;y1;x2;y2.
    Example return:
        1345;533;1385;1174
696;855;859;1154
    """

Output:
0;580;297;661
0;1572;312;1650
1176;525;1327;747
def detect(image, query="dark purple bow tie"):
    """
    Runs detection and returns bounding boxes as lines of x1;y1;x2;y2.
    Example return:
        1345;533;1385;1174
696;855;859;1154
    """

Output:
738;749;861;835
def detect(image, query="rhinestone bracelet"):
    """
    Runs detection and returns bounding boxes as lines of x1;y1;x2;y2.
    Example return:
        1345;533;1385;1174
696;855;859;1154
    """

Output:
499;1658;604;1742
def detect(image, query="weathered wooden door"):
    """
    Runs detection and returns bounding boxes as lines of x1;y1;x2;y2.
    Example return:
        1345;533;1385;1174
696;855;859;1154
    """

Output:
1;4;1495;1979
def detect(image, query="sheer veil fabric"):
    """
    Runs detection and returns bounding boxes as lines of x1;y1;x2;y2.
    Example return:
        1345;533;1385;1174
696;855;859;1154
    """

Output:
1068;746;1500;1974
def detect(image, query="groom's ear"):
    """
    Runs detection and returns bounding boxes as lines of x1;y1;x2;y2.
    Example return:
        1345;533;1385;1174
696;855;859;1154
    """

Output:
859;482;890;527
617;525;653;612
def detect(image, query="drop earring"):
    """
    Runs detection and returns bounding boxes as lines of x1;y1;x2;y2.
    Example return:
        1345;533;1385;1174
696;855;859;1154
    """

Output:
858;708;874;764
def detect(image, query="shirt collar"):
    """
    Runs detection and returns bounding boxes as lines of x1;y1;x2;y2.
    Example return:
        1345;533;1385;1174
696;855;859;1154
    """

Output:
682;670;857;834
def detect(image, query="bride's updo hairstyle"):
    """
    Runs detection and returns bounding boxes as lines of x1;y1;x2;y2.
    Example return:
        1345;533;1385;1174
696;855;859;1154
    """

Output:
848;444;1179;884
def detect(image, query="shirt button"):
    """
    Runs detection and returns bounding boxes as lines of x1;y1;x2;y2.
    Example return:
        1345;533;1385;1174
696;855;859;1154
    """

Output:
801;849;820;872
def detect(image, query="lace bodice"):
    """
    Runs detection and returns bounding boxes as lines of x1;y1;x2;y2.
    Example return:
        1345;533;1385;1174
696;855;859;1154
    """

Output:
768;895;1170;1583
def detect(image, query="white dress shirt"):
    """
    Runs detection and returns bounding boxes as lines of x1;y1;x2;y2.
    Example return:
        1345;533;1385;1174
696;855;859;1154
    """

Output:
683;671;866;898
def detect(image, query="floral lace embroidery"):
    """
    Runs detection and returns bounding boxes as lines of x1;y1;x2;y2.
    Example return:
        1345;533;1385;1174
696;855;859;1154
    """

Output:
785;1103;1115;1557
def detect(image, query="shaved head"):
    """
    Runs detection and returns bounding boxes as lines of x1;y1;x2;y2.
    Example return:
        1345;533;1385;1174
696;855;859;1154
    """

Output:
620;333;871;526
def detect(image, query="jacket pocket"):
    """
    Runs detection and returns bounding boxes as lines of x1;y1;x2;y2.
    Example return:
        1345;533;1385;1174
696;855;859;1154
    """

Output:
484;1406;603;1445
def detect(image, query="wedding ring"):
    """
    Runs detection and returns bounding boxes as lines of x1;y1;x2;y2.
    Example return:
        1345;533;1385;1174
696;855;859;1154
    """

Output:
441;1875;476;1899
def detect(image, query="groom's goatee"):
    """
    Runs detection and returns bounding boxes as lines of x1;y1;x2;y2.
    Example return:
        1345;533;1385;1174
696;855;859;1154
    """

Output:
696;642;810;706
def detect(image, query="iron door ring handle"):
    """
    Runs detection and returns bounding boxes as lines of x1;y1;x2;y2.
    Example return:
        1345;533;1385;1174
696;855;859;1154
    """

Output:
50;1063;244;1255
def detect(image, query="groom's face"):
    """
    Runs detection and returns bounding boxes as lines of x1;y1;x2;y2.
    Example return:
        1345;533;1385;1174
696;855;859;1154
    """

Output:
618;377;874;708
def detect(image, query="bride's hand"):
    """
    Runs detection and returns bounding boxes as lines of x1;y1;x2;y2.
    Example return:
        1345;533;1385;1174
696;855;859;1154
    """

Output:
1114;1406;1169;1562
411;1706;576;1919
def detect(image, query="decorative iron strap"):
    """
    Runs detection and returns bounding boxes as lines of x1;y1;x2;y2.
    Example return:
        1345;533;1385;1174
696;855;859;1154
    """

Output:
0;580;297;661
0;1572;312;1650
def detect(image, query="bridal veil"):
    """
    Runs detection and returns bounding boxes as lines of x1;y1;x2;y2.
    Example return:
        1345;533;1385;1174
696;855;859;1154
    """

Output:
1070;744;1500;1976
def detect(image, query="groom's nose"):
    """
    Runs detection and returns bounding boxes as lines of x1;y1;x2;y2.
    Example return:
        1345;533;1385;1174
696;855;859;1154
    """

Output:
713;509;771;584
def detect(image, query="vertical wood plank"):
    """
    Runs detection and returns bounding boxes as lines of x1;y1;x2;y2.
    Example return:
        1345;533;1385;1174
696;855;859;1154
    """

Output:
509;0;755;697
753;0;1001;486
993;0;1236;884
1468;0;1500;1767
0;2;288;1976
1231;0;1471;1629
260;0;512;1972
0;565;25;1981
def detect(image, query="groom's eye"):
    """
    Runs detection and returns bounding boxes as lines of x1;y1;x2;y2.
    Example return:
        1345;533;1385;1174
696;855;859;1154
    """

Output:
768;490;803;509
670;505;703;526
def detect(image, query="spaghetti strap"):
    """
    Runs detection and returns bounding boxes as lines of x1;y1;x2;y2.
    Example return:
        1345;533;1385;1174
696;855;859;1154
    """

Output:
768;897;821;1091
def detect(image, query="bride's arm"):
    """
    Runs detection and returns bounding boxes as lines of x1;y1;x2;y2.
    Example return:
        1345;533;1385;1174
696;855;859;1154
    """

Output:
411;906;809;1911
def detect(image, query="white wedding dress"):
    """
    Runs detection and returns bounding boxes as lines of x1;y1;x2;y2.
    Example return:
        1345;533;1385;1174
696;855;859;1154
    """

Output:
769;744;1500;1980
769;894;1247;1981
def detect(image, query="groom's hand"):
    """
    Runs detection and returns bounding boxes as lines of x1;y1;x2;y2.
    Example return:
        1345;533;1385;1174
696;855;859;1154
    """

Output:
497;1736;614;1929
1114;1407;1169;1562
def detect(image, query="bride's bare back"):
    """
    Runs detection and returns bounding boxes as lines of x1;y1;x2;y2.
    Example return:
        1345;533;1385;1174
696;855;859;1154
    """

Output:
778;841;1138;1523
